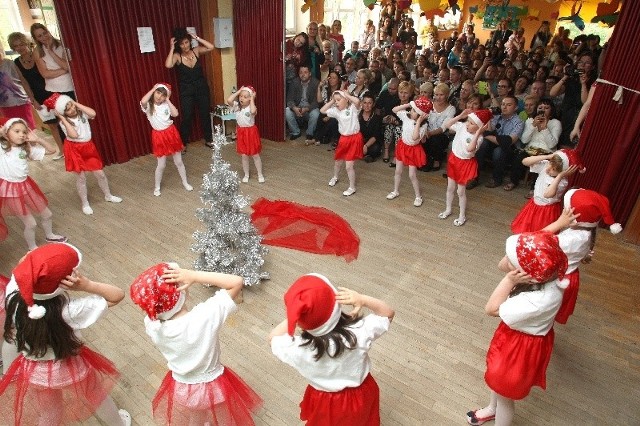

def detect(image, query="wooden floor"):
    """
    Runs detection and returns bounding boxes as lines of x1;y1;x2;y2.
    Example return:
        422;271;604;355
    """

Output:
1;136;639;425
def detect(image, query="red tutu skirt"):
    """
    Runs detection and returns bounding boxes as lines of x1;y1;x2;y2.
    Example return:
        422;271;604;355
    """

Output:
300;373;380;426
64;140;104;172
395;139;427;167
151;125;184;157
0;177;48;216
485;322;554;400
555;269;580;324
511;199;562;234
446;152;478;185
251;197;360;262
152;366;263;426
0;346;120;425
236;125;262;156
334;133;364;161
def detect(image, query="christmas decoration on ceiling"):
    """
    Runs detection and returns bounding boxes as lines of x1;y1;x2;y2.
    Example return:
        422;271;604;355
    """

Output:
591;0;622;27
301;0;316;13
558;0;585;31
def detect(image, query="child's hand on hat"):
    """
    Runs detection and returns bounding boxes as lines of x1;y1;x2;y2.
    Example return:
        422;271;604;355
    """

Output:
505;270;535;286
557;206;580;228
161;265;194;291
336;287;363;317
60;269;90;292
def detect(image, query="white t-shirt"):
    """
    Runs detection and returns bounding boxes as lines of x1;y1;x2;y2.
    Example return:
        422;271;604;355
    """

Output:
558;228;592;273
426;105;456;132
521;118;561;153
141;102;173;131
0;144;46;182
144;289;237;384
499;279;566;335
271;314;390;392
41;45;74;92
233;102;256;128
397;110;427;146
449;121;483;160
531;160;568;206
326;104;360;136
61;115;92;143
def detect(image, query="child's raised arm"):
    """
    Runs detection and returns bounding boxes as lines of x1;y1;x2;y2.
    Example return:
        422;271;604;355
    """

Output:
26;129;57;155
56;112;79;139
140;86;157;109
73;101;96;120
60;271;125;307
392;103;410;114
467;122;488;153
162;266;243;299
320;97;335;114
226;90;240;106
522;153;554;168
336;287;395;321
268;319;289;342
543;165;577;199
341;91;361;109
444;108;471;130
541;207;579;234
485;270;533;316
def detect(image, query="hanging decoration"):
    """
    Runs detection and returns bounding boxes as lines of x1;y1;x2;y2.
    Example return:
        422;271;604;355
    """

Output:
301;0;316;13
558;0;585;31
591;0;622;27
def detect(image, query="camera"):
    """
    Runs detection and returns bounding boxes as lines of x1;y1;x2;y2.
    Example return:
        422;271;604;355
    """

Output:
535;110;546;117
564;64;584;77
490;106;501;116
340;74;349;82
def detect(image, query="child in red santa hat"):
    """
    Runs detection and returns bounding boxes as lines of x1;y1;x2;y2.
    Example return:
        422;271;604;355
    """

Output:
130;263;262;425
269;273;395;425
43;93;122;215
541;188;622;324
511;148;585;233
227;85;265;183
438;108;492;226
467;232;568;426
0;243;130;425
385;95;432;207
140;83;193;197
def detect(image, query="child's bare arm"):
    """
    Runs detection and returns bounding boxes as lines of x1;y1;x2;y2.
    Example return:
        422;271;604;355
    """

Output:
392;103;410;114
522;153;554;167
268;319;289;342
60;271;125;307
56;113;79;139
26;129;56;155
467;122;488;153
485;271;533;316
336;287;395;321
162;266;243;299
73;101;97;119
140;86;156;109
226;90;240;106
543;165;577;198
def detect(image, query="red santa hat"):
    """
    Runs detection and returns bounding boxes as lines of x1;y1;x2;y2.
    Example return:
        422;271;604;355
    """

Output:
155;83;172;96
1;117;29;136
555;149;586;173
43;93;73;115
283;273;342;336
468;109;493;127
410;96;433;116
11;243;82;319
564;188;623;233
239;85;256;95
505;232;568;284
130;262;185;321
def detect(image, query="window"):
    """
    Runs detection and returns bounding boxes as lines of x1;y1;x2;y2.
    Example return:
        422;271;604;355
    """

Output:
285;0;296;37
0;0;23;54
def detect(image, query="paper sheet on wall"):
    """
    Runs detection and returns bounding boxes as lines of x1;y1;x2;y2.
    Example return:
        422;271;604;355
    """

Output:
137;27;155;53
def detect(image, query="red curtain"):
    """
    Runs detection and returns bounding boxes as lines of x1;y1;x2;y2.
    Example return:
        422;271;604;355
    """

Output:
54;0;202;165
233;1;285;142
574;1;640;226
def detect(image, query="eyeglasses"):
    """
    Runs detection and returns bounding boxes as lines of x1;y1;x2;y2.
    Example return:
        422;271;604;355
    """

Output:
497;85;509;88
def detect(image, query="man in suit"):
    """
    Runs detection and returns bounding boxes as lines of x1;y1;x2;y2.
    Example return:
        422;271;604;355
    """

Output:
285;65;320;144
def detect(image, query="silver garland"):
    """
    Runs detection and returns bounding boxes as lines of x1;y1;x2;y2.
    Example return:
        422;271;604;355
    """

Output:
192;126;269;286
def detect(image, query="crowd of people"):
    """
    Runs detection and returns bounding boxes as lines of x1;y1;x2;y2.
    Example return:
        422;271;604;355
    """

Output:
0;12;625;426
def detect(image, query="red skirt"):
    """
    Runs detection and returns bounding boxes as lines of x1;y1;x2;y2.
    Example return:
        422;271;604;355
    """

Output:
0;346;120;425
300;373;380;426
446;152;478;185
555;269;580;324
485;322;554;400
236;125;262;156
334;133;364;161
151;125;184;157
152;366;263;426
0;177;48;216
64;140;104;172
395;139;427;167
511;199;562;234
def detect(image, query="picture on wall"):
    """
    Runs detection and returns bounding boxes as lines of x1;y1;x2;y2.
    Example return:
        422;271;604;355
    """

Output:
482;5;526;30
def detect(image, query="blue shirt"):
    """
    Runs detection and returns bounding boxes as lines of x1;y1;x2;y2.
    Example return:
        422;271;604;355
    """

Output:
491;113;524;142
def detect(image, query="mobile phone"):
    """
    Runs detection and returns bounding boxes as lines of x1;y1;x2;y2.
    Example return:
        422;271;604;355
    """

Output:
478;81;489;95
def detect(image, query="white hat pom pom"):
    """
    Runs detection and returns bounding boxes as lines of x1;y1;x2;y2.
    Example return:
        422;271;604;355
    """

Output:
557;278;570;290
28;304;47;319
610;223;623;234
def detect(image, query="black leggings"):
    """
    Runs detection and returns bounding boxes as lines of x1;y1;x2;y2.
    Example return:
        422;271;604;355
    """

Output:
178;81;212;144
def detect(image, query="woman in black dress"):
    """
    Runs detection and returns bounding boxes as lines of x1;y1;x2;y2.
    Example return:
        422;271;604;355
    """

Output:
165;28;214;148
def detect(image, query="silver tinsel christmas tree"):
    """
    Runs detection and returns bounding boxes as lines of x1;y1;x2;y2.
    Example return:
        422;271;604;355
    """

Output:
192;126;269;286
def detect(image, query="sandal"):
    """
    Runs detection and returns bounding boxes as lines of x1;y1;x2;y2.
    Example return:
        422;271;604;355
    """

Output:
438;211;451;219
503;182;517;191
45;235;68;243
466;410;495;426
453;217;466;227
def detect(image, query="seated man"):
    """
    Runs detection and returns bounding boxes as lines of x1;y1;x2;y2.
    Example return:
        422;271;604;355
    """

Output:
285;65;320;143
470;95;524;188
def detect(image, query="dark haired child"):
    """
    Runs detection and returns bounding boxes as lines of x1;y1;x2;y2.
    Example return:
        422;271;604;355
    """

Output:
0;243;130;425
510;149;583;233
270;273;394;425
467;232;568;426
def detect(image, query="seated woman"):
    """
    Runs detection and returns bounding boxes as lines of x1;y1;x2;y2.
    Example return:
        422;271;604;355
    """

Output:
507;98;561;194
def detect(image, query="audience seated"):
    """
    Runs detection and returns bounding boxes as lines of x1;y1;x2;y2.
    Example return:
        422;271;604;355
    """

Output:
285;65;320;144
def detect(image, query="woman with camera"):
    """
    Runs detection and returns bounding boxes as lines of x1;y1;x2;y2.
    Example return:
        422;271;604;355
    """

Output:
549;52;596;147
507;98;561;194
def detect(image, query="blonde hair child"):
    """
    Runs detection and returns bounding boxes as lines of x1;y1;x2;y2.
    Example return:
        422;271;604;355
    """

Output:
227;86;264;183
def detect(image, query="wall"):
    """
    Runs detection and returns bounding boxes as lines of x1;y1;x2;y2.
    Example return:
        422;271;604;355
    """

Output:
218;0;237;103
